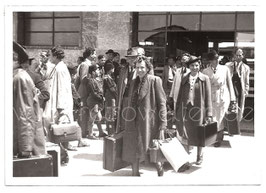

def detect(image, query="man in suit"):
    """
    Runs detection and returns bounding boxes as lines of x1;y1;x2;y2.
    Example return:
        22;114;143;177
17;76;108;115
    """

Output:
115;47;145;133
226;48;250;121
161;55;177;97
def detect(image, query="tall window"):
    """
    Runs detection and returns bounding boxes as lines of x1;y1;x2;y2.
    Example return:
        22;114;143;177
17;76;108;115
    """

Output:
19;12;81;47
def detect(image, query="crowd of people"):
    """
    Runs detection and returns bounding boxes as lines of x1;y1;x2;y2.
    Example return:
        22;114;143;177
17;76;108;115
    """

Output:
13;40;250;176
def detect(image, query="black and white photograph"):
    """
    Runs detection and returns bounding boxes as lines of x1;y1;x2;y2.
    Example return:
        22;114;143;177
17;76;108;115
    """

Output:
1;0;266;192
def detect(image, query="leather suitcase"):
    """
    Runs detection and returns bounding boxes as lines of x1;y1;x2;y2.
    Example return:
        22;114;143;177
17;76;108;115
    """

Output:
224;112;240;135
103;131;129;172
187;122;218;147
13;154;53;177
50;121;82;143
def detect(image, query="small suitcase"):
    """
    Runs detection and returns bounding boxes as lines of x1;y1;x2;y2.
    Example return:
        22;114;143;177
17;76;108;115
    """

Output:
13;154;53;177
187;122;218;147
50;121;82;144
103;131;129;172
224;112;240;135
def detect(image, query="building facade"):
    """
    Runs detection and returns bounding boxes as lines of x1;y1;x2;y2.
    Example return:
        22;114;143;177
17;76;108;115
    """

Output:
13;11;254;100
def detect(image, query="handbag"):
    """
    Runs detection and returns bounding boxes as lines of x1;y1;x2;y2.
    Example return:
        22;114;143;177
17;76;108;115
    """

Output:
157;131;189;172
50;114;82;144
187;122;218;147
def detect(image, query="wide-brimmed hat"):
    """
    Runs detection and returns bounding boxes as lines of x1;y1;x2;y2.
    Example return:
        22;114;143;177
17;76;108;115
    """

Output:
125;47;145;57
13;41;33;64
207;50;219;61
186;55;201;66
105;49;115;54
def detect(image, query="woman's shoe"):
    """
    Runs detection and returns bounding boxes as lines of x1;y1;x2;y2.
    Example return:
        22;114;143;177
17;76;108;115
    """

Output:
178;162;190;172
196;155;203;165
156;162;164;177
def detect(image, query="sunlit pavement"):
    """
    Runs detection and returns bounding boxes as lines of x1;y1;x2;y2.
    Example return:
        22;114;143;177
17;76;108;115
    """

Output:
58;120;260;186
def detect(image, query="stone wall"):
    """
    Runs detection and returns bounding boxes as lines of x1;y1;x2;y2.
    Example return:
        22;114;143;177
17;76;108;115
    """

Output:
21;12;131;67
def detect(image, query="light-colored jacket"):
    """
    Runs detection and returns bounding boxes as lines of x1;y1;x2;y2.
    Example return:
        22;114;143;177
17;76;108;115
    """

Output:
43;61;73;126
226;61;250;120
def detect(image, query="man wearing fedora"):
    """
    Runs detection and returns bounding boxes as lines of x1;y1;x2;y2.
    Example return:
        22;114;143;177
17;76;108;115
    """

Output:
105;49;115;62
13;41;46;158
115;47;145;133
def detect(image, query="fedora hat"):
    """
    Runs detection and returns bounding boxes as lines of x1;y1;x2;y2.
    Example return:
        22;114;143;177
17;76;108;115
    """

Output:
13;41;33;64
105;49;115;54
125;47;145;57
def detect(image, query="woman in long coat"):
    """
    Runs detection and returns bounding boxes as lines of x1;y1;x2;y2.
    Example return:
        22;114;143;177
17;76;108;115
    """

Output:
176;55;212;172
122;56;167;176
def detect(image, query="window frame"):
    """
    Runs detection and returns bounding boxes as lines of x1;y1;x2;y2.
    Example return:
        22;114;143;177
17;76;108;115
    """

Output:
20;12;83;49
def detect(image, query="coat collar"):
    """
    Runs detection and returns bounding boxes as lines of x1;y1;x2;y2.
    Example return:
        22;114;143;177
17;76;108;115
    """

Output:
182;72;206;85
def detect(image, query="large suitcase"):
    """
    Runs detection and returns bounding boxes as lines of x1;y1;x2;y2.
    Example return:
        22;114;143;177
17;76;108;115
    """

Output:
224;112;240;135
187;122;218;147
103;131;129;172
13;154;53;177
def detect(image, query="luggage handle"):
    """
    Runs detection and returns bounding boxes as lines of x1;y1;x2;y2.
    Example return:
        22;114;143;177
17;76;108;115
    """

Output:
57;114;71;124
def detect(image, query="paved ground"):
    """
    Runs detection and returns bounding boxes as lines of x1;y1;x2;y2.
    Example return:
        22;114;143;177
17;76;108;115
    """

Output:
56;120;261;186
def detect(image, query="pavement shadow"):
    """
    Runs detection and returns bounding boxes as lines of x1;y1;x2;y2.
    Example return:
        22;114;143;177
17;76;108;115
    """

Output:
73;153;103;161
82;168;133;176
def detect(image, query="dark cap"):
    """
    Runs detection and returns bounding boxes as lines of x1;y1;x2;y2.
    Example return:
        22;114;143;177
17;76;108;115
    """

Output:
125;47;145;57
13;41;33;64
186;55;201;66
207;50;219;61
105;49;115;54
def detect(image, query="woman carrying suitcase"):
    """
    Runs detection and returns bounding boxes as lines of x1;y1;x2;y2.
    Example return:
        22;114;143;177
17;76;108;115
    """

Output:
176;55;213;172
122;56;167;176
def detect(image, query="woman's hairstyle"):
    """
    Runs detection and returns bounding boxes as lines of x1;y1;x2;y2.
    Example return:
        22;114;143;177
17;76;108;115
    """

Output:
83;47;95;59
167;55;177;62
51;46;65;60
88;64;98;75
134;55;153;72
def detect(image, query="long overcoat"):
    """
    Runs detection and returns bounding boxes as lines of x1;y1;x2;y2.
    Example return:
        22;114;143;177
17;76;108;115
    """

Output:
176;72;212;140
122;74;167;163
13;68;46;156
226;61;250;121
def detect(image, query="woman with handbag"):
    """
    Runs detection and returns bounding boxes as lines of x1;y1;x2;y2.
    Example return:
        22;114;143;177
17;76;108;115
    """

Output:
122;56;167;176
176;55;213;172
202;50;236;147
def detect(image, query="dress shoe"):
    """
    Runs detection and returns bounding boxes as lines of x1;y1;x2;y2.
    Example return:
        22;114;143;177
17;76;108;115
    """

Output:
98;132;108;138
214;141;221;147
196;155;203;165
156;162;164;177
67;144;77;151
178;162;190;172
78;139;90;147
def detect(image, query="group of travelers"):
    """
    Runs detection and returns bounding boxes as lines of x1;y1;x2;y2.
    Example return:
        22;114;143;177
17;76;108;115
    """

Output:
13;40;250;176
